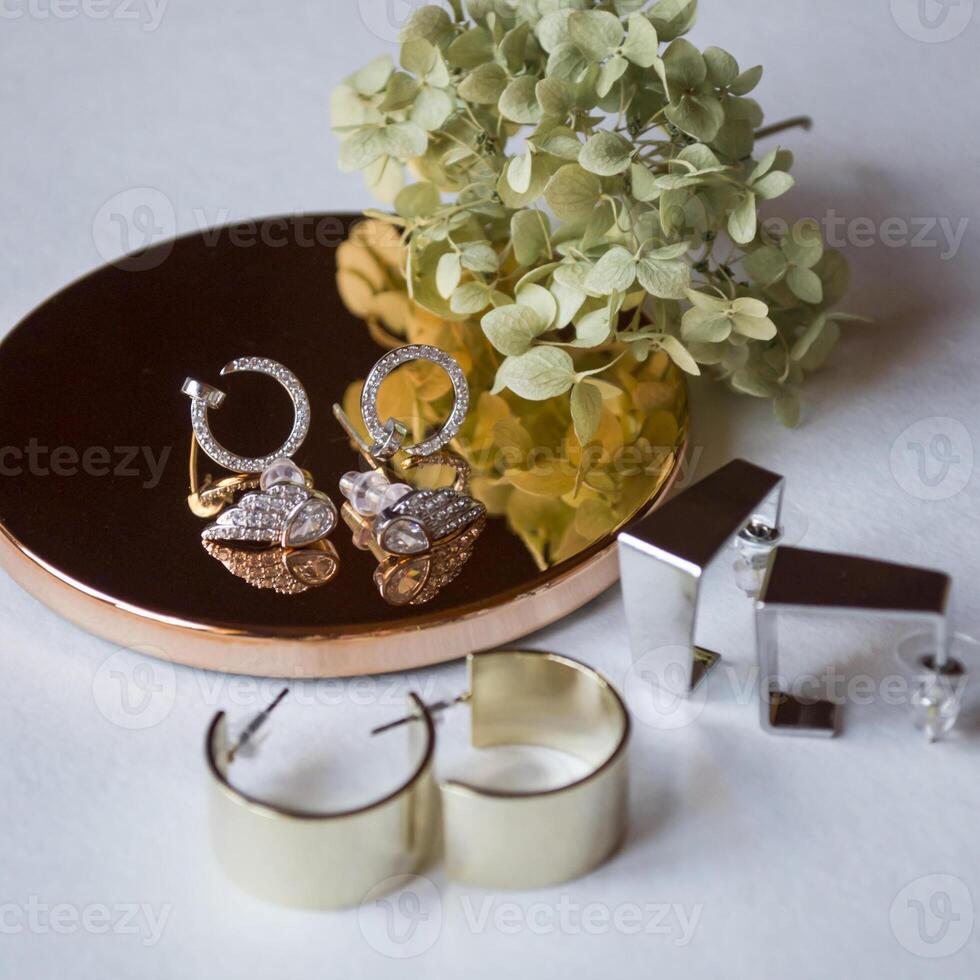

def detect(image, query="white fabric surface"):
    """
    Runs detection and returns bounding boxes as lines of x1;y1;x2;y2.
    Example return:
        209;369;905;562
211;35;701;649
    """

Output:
1;1;979;976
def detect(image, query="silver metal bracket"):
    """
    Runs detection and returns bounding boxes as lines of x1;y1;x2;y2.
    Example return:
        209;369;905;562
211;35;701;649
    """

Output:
618;458;785;700
756;547;952;737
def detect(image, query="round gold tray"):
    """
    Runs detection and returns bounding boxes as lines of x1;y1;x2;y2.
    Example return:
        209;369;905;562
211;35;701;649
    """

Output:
0;215;687;677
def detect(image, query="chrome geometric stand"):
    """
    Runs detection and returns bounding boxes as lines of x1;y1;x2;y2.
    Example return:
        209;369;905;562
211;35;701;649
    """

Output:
756;547;952;737
618;459;785;700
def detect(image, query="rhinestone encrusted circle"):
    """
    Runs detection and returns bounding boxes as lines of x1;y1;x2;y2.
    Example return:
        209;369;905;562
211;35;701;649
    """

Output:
360;345;469;459
187;357;311;474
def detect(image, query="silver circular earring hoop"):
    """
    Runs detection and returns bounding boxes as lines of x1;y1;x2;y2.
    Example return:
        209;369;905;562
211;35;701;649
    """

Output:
182;357;311;474
360;345;469;460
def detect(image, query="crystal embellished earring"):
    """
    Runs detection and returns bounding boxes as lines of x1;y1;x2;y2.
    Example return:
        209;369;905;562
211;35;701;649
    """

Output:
333;345;485;558
181;357;338;549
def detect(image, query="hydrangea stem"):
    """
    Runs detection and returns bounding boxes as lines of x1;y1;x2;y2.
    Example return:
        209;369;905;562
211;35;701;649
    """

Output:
755;116;813;140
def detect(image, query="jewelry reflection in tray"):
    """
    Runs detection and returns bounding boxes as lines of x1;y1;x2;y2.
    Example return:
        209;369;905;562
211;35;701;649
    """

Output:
203;540;340;595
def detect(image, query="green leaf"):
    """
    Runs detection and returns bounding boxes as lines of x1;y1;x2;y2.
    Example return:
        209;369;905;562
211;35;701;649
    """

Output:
649;241;691;260
630;162;660;202
347;55;394;96
713;119;754;161
704;47;739;88
447;27;495;69
732;367;780;399
662;38;706;89
482;304;546;356
507;152;534;193
753;171;795;201
730;65;763;96
536;130;582;160
400;5;454;46
815;250;851;306
461;242;499;273
545;164;602;219
497;153;557;209
570;381;603;444
536;77;574;117
597;55;630;98
568;9;624;60
450;281;491;316
394;182;440;218
380;122;428;161
535;9;573;53
798;319;840;371
512;209;552;267
457;62;508;104
732;313;777;341
665;91;724;143
573;307;613;347
728;191;758;245
581;200;615;250
401;37;437;77
783;218;824;269
436;252;462;299
648;0;698;42
579;131;633;176
379;72;421;112
499;75;542;124
791;312;828;361
743;245;787;285
493;347;577;400
637;256;690;299
338;127;386;172
551;278;586;327
787;266;824;304
501;23;532;74
547;42;591;81
750;147;778;183
517;283;558;331
682;308;732;342
586;246;637;294
622;13;660;67
411;87;454;131
657;335;701;375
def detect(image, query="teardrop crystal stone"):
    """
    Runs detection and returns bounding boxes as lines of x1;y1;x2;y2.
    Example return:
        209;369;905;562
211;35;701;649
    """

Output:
285;498;337;547
286;550;338;587
261;458;306;491
376;556;431;605
379;517;430;556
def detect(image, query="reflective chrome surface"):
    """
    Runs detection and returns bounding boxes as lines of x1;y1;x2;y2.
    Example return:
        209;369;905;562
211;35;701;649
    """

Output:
617;458;785;699
757;547;952;737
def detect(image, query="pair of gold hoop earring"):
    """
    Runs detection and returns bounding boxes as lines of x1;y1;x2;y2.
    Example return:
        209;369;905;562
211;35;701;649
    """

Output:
206;650;631;909
180;346;486;595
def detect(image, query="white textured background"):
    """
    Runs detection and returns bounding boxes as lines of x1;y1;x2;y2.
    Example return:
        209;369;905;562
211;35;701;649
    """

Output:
1;1;979;976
